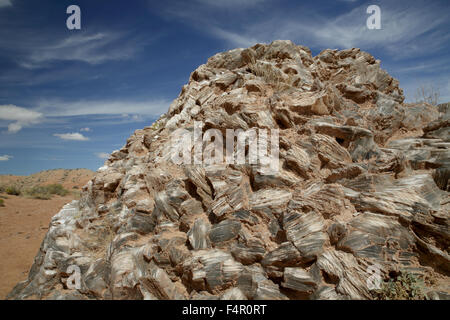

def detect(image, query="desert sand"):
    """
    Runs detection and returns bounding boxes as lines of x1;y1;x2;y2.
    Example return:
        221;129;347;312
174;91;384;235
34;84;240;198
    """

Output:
0;169;93;299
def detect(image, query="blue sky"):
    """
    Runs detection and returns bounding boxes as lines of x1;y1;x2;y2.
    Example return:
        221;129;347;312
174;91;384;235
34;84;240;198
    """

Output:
0;0;449;175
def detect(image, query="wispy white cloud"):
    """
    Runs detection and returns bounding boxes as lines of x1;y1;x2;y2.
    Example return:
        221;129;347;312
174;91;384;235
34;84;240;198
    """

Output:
0;104;43;133
37;98;170;117
0;154;12;161
53;132;89;141
0;0;12;8
121;113;145;122
209;26;260;48
153;0;449;102
95;152;110;159
160;0;448;60
0;99;167;134
203;2;449;58
25;32;139;68
389;59;450;74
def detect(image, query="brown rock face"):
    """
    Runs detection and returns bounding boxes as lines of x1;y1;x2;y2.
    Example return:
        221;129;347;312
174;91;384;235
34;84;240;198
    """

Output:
8;40;449;300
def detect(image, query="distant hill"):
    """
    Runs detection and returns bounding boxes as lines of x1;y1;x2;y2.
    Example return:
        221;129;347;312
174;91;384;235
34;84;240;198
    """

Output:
0;168;94;191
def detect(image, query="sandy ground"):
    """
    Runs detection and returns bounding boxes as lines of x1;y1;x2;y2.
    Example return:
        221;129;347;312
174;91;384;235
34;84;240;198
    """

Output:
0;168;94;299
0;195;76;299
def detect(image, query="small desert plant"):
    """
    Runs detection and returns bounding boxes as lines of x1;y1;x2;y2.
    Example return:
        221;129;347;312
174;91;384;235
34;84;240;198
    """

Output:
45;184;69;196
5;185;21;196
0;198;4;207
415;84;440;106
373;271;426;300
23;184;69;199
24;186;51;199
150;120;161;130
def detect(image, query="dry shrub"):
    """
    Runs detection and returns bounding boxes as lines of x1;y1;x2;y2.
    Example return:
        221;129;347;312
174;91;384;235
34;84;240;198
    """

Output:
415;84;440;106
21;183;70;200
5;185;21;196
373;271;426;300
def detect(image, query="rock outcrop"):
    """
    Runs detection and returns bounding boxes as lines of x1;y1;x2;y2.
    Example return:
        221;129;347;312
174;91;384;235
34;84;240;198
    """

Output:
8;40;449;300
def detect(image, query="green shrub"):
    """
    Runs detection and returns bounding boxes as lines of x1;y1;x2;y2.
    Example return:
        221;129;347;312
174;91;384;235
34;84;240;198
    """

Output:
1;183;69;199
24;186;51;200
5;186;21;196
45;184;69;196
0;198;4;207
23;184;68;199
373;271;426;300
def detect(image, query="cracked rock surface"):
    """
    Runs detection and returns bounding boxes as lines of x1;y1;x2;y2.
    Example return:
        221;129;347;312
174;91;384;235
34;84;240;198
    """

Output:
8;40;449;300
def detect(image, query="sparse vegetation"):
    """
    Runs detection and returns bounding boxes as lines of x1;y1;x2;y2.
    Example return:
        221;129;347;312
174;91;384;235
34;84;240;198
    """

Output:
150;121;160;130
44;184;70;196
23;186;52;200
150;118;164;131
0;198;4;207
5;186;21;196
372;271;426;300
0;183;69;200
415;84;440;106
23;184;69;199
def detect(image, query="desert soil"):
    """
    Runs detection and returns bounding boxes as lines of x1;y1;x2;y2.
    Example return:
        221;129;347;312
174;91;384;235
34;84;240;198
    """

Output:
0;169;93;299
